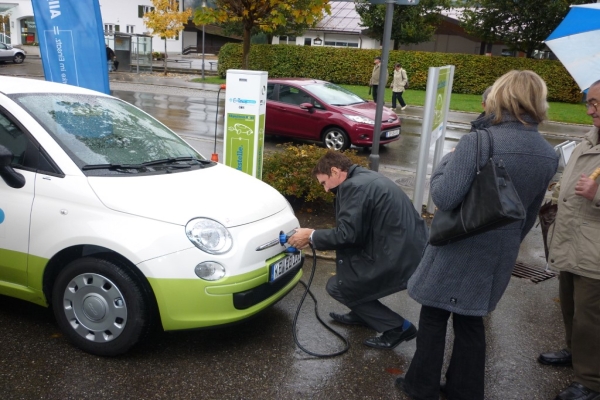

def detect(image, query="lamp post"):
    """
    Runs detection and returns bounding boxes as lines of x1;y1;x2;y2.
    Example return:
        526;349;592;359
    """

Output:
201;0;206;80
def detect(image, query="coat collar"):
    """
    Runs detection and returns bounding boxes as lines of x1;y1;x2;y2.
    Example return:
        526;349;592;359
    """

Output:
582;127;600;151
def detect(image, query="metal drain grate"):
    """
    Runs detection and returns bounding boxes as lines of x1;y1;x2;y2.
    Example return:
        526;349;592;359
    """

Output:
512;262;556;283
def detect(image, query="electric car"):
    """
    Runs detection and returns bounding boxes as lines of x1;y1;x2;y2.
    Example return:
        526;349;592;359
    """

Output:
265;78;401;151
0;76;303;356
0;43;26;64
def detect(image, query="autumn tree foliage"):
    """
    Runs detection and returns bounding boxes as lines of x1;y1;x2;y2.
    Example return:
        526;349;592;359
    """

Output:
194;0;330;69
356;0;452;49
460;0;589;58
144;0;192;74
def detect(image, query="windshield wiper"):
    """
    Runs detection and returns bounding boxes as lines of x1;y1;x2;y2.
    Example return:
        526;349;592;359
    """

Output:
141;157;212;167
82;163;145;171
81;157;212;172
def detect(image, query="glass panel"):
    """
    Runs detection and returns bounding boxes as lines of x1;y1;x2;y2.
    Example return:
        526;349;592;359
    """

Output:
11;94;203;168
303;83;365;106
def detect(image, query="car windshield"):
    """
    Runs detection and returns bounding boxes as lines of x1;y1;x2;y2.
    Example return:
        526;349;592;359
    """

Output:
11;93;205;170
302;82;365;106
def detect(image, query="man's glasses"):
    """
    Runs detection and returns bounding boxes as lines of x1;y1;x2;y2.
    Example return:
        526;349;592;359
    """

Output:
585;102;598;112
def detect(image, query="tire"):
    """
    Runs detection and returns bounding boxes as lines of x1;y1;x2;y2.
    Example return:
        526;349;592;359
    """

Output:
322;127;350;151
13;53;25;64
52;257;153;356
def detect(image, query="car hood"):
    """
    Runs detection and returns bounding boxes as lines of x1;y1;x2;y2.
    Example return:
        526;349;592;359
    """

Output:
87;164;288;227
337;102;398;122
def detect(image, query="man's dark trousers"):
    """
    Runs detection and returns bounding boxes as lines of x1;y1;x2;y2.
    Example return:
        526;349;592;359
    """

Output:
372;85;379;103
559;271;600;392
326;275;403;332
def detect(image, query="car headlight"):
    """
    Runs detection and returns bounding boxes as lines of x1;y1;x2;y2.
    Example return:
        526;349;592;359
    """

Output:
343;114;375;125
185;218;233;254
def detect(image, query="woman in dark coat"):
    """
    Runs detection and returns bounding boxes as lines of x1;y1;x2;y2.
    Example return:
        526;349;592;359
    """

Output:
396;70;559;400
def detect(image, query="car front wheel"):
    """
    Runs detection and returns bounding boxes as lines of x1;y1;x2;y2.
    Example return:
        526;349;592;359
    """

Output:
13;53;25;64
52;257;153;356
322;127;350;151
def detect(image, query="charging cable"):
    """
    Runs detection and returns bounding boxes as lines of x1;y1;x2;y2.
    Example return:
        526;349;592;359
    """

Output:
280;232;350;358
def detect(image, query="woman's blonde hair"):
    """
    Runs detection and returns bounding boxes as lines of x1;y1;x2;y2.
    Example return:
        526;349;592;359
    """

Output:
485;70;548;125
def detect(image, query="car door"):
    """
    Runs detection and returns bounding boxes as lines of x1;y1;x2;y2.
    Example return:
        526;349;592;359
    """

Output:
0;43;10;62
0;108;37;287
266;84;324;140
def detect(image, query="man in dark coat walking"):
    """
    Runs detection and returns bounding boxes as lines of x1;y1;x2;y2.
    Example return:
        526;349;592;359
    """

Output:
289;151;428;349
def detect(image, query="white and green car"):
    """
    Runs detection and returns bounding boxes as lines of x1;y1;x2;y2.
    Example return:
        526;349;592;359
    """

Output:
0;76;303;356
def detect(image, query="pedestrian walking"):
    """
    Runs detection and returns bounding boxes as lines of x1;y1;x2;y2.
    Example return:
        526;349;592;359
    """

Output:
369;56;388;104
288;151;428;350
106;44;115;72
390;63;408;111
396;70;559;400
538;79;600;400
470;86;493;131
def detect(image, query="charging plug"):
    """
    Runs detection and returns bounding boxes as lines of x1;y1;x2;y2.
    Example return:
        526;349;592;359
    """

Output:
279;230;298;253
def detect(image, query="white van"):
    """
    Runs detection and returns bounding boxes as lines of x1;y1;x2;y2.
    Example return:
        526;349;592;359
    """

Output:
0;76;303;356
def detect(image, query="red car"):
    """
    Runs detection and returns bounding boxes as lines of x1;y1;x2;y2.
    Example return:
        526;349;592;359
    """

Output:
266;78;401;151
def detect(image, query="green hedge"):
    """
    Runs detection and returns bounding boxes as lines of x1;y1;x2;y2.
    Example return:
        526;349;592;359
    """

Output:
262;144;368;204
218;43;581;103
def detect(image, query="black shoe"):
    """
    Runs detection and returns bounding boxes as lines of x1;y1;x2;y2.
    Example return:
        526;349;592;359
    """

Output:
364;323;417;349
554;382;600;400
329;312;368;327
539;349;572;366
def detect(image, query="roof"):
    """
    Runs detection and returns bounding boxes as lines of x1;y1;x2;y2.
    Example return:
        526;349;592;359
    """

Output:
313;2;465;35
314;2;364;34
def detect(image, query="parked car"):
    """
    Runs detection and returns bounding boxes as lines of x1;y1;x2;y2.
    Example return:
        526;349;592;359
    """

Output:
266;78;401;151
0;43;26;64
0;76;303;356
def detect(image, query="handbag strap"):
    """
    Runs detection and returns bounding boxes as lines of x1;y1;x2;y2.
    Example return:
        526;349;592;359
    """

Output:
476;128;495;173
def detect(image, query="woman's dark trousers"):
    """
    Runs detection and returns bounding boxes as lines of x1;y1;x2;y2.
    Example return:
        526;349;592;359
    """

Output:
392;91;406;108
403;305;486;400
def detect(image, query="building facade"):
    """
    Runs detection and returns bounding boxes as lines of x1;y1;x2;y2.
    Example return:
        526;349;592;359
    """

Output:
0;0;186;53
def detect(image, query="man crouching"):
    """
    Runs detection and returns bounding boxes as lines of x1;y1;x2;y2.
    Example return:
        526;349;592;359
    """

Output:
288;151;428;349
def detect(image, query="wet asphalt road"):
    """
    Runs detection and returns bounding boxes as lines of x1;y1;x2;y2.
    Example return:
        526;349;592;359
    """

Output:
0;255;573;400
0;59;577;399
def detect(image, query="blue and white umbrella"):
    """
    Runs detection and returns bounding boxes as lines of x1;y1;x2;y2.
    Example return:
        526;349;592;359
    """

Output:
546;3;600;92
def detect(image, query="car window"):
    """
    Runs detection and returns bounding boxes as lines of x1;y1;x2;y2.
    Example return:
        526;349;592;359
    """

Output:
303;83;365;106
277;85;318;107
11;93;205;170
0;109;59;174
0;43;7;50
267;84;276;100
0;112;27;166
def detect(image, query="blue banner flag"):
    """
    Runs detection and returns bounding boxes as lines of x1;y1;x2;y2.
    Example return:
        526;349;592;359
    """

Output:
31;0;110;94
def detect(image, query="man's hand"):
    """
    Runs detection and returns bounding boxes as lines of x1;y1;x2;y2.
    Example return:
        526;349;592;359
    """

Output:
287;228;315;250
575;174;599;201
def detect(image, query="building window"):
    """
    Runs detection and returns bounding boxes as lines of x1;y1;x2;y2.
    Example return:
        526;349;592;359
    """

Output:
104;24;120;33
138;5;154;18
126;25;135;33
278;35;297;45
324;41;358;48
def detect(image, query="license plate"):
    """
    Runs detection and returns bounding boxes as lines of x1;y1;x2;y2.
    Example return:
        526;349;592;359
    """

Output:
385;129;400;138
269;252;302;282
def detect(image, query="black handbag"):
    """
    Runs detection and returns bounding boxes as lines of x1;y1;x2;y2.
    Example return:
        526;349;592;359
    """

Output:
429;128;526;246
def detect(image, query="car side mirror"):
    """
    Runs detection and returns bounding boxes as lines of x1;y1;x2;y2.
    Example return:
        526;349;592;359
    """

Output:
300;103;314;113
0;145;26;189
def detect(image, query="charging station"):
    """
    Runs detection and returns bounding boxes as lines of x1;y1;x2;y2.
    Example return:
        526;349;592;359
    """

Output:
223;70;268;179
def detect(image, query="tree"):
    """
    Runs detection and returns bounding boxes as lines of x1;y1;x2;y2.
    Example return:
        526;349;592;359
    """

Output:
0;13;10;35
144;0;192;75
193;0;330;69
460;0;589;58
356;0;452;49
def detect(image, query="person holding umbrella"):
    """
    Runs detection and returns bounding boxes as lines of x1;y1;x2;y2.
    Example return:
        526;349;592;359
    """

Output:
538;80;600;400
